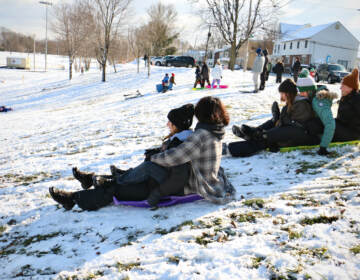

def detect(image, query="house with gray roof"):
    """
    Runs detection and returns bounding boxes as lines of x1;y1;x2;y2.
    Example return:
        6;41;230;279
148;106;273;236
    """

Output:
272;21;359;72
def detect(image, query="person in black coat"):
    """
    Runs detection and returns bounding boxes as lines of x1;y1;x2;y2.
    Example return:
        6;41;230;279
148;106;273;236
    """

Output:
332;68;360;141
227;79;319;157
194;65;202;88
293;57;301;82
259;49;269;90
274;60;284;83
49;104;195;211
200;62;210;88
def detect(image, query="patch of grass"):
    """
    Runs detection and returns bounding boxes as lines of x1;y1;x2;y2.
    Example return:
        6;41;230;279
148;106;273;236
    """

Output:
167;256;180;265
288;230;302;240
116;261;141;271
0;225;6;235
0;172;61;186
50;244;62;254
244;198;265;208
195;232;213;246
230;212;256;223
251;256;266;268
296;247;330;260
83;271;104;279
295;161;326;174
350;245;360;254
23;232;63;247
300;215;338;226
212;218;223;226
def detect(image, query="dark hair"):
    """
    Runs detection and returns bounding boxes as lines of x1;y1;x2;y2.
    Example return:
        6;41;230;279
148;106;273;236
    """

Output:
195;96;230;126
278;79;298;112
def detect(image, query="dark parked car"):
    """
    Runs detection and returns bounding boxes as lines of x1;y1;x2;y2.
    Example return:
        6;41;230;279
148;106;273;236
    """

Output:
165;56;195;67
315;63;349;84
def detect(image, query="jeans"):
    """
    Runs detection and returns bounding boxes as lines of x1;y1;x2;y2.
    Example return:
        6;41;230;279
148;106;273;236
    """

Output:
116;161;169;186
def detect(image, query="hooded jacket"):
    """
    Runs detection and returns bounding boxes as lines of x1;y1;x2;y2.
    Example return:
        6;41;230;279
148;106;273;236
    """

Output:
211;64;223;80
336;90;360;134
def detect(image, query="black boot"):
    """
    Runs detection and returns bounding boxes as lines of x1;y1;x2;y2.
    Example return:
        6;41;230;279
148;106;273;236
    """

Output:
72;167;94;190
110;165;127;177
232;125;246;138
271;101;280;123
49;187;75;210
147;188;162;208
240;124;261;141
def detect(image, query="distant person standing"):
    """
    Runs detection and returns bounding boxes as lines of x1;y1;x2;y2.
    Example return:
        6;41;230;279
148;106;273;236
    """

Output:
211;61;223;88
252;48;265;93
274;60;284;83
194;65;202;88
200;62;211;88
266;61;272;81
144;54;148;67
259;48;269;90
293;57;301;82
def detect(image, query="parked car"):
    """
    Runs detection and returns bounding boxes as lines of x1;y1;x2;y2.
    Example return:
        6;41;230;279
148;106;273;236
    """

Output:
291;64;317;75
165;56;195;67
150;56;163;66
315;63;349;84
160;55;175;66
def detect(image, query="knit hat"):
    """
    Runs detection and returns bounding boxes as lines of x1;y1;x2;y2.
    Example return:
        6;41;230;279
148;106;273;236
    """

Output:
297;68;317;92
167;104;195;130
256;48;262;54
342;68;359;91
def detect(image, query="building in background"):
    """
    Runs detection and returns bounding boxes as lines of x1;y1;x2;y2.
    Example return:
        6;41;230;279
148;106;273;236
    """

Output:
272;21;359;72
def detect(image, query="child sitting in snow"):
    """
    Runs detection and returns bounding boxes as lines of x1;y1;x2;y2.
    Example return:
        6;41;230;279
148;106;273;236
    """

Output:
169;73;176;90
296;68;338;155
162;73;170;93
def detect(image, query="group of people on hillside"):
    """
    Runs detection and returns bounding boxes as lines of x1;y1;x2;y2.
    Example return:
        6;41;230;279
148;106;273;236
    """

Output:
49;66;360;213
194;61;223;89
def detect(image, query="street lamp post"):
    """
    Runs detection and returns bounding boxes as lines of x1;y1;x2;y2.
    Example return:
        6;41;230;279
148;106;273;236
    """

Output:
39;1;52;72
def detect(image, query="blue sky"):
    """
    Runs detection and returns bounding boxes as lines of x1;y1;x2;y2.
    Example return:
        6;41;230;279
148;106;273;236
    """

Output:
1;0;359;55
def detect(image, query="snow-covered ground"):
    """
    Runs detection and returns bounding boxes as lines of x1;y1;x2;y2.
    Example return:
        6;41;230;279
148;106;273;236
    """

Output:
0;52;359;279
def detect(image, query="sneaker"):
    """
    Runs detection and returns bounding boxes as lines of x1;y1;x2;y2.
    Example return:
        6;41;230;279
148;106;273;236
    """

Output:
72;167;94;190
49;187;75;210
232;125;245;138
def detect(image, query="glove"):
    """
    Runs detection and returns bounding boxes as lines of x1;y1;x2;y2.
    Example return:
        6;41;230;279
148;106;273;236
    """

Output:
317;147;329;156
271;101;280;123
144;148;161;161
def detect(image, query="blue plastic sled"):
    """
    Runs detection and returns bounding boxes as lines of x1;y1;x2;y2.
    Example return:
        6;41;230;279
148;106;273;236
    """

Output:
156;83;173;93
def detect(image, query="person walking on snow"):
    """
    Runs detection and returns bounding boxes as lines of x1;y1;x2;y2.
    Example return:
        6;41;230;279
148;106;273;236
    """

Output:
259;48;269;90
274;59;284;83
252;48;265;93
211;61;223;88
200;62;211;88
193;65;202;88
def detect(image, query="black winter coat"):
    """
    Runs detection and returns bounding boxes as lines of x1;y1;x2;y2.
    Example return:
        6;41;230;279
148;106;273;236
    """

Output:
278;96;315;128
201;64;209;79
274;62;284;74
336;90;360;133
262;56;269;74
293;61;301;72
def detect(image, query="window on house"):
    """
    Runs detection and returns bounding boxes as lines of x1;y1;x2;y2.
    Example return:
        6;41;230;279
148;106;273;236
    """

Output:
290;42;292;49
297;41;300;48
284;43;286;50
305;40;308;48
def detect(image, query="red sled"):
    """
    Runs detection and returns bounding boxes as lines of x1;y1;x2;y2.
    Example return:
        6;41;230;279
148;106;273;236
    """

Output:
206;85;228;89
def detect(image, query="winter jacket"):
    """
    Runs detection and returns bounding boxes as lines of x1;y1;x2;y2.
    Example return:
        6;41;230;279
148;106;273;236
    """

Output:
201;64;210;79
195;67;202;80
211;64;223;80
336;90;360;134
308;89;337;148
170;76;176;85
274;62;284;74
252;55;265;73
162;76;169;86
277;95;315;128
151;126;236;204
293;61;301;73
262;56;269;74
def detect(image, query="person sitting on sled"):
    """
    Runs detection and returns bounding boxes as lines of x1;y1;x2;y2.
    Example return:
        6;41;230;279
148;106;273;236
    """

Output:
49;97;235;211
211;60;223;88
296;68;337;155
162;73;170;93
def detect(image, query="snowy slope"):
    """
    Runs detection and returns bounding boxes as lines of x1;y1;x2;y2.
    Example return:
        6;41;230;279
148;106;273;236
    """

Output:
0;53;359;280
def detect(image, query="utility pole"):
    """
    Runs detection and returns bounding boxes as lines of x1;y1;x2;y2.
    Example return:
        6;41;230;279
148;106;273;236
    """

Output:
39;1;52;72
205;25;211;61
243;0;252;72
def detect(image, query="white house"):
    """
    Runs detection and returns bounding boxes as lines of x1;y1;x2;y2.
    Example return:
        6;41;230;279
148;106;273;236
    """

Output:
272;21;359;71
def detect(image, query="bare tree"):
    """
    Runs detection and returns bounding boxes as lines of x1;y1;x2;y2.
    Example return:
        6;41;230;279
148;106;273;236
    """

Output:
92;0;132;82
127;27;143;74
195;0;282;70
52;0;93;80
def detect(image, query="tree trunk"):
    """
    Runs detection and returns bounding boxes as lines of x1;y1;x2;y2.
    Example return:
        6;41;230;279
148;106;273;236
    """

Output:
69;57;73;80
147;57;150;77
229;42;237;71
113;60;117;73
102;63;106;82
137;57;139;73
